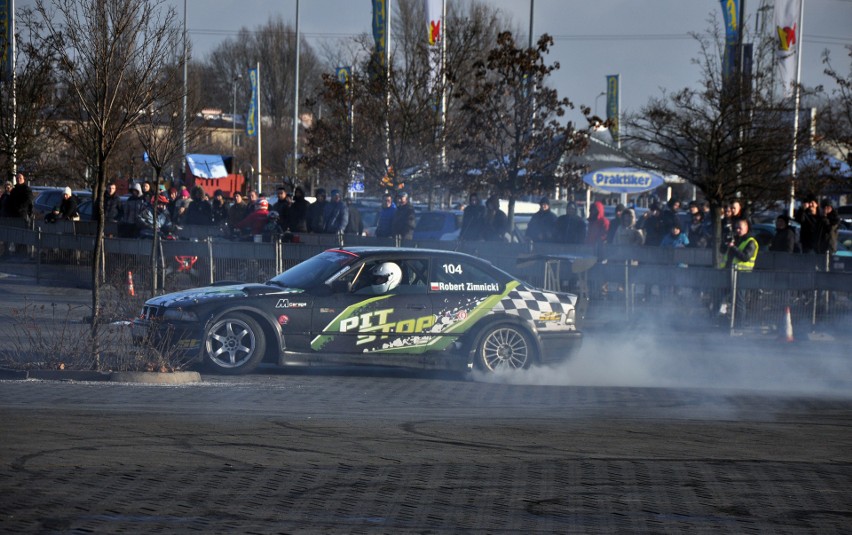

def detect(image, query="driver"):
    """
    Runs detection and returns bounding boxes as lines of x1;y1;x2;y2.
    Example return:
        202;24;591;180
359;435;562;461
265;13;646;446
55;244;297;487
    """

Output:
368;262;402;294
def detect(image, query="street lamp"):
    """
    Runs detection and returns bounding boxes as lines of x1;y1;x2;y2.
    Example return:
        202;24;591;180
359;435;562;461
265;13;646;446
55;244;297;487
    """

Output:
232;74;242;171
594;91;606;117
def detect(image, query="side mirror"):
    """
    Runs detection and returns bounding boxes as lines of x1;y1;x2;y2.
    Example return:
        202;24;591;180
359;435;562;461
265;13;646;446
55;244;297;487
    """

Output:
330;280;351;294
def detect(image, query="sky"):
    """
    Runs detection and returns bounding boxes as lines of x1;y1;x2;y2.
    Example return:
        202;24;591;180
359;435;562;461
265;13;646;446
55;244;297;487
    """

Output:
14;0;852;123
159;0;851;123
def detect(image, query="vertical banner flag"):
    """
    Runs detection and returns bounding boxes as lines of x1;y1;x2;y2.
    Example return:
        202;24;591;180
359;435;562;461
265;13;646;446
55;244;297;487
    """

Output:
606;75;620;145
425;0;442;46
720;0;739;82
372;0;387;70
336;66;351;89
246;67;258;137
424;0;442;98
774;0;802;98
1;0;11;80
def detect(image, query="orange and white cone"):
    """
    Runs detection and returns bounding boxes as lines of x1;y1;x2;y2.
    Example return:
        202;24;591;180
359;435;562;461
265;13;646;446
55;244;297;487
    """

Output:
781;306;794;342
127;271;135;297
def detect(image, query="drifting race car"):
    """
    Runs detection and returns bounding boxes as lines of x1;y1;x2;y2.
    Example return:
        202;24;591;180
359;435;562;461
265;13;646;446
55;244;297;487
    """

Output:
132;247;582;375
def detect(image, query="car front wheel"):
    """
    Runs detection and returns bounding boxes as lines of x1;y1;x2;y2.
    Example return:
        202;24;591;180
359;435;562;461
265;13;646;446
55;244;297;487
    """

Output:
204;313;266;374
475;324;535;372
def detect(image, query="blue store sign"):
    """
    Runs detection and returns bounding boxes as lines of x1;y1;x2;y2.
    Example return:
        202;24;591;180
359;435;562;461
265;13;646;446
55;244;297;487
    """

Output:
583;167;665;194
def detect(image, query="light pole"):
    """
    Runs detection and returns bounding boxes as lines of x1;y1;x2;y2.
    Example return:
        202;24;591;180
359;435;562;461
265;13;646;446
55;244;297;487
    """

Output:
232;74;242;171
594;91;606;117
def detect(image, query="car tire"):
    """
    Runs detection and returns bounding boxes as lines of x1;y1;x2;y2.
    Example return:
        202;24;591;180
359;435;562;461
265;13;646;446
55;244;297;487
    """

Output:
204;312;266;375
474;323;535;372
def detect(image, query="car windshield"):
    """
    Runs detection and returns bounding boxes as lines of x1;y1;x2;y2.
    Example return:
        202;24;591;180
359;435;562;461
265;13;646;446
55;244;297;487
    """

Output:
268;250;359;289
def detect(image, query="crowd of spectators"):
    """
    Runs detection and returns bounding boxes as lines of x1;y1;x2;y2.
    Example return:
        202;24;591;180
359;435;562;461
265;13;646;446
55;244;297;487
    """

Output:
0;174;844;256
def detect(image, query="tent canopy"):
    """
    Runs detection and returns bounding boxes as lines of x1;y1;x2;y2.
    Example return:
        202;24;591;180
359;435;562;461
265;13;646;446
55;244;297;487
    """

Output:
186;154;228;179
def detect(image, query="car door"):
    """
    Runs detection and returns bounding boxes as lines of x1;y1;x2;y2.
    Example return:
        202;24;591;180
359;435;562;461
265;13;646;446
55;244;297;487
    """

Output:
310;257;437;355
427;256;510;347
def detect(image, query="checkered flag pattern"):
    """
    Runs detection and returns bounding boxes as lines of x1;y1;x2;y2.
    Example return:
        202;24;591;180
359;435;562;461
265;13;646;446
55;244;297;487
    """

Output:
493;288;571;320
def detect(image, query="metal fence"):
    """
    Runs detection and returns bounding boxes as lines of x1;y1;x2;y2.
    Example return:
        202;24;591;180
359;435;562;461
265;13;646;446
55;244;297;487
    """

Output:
2;220;850;336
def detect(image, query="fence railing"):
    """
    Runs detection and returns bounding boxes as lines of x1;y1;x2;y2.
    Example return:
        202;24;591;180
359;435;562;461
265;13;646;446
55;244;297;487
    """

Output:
2;220;850;336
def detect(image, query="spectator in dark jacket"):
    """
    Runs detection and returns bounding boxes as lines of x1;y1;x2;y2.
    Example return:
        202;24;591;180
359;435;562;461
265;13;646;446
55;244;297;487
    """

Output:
391;192;416;239
526;197;558;242
345;198;364;235
769;214;798;253
818;198;840;254
323;189;349;234
227;192;250;229
103;182;122;222
374;193;396;238
46;187;80;222
460;192;486;240
483;195;509;241
8;172;33;221
555;203;586;244
211;190;229;225
288;187;309;232
795;194;821;253
183;186;214;225
306;188;327;233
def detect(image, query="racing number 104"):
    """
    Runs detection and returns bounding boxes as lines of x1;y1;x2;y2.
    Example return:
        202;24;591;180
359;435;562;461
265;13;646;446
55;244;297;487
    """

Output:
442;263;463;275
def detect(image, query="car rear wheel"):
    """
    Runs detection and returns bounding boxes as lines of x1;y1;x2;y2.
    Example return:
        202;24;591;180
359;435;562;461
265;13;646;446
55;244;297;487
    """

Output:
204;313;266;375
475;324;535;372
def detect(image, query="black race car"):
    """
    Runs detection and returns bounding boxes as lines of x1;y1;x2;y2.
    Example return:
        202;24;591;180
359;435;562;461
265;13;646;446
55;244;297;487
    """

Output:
132;247;582;375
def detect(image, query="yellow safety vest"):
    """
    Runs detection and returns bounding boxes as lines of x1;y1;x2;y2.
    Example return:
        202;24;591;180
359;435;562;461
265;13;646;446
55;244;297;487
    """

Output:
731;237;758;271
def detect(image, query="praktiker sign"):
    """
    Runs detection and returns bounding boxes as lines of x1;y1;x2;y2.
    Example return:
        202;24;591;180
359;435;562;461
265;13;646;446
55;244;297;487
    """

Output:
582;167;665;194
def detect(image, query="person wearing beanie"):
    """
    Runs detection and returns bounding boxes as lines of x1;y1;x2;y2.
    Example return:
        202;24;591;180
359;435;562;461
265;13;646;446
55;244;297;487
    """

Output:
526;196;557;242
46;186;79;222
769;213;798;253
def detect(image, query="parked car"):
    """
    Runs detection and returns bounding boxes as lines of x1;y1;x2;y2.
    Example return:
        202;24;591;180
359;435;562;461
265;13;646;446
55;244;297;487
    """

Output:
132;247;583;375
33;188;91;219
413;210;463;240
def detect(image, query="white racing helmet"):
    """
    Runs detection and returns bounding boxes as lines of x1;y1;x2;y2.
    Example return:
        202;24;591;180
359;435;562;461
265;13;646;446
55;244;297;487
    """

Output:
370;262;402;294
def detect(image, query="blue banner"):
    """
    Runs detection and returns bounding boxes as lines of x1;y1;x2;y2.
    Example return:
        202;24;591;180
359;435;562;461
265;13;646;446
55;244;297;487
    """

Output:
372;0;387;69
606;75;620;145
720;0;739;80
1;0;11;80
246;67;258;138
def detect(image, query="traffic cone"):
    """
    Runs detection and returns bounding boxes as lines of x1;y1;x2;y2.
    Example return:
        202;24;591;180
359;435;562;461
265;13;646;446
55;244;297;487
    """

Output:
781;306;794;342
127;271;135;297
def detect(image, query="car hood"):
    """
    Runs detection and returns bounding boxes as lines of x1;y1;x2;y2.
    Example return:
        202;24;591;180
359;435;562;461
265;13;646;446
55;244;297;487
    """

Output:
146;283;304;307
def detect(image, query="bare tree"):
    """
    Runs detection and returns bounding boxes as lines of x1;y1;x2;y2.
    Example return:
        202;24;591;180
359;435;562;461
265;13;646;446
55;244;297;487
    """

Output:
303;0;515;200
820;46;852;164
623;23;812;263
0;7;61;183
202;17;323;185
454;32;588;224
28;0;184;363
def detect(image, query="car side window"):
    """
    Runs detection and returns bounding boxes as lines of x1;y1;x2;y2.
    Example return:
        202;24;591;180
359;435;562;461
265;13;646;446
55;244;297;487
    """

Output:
430;259;500;292
345;259;430;295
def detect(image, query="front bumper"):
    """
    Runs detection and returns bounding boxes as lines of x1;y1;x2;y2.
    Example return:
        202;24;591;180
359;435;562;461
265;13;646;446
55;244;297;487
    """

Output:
538;330;583;365
131;318;206;361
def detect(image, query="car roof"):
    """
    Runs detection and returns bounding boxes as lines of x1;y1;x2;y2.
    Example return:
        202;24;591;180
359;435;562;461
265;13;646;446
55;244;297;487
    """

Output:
331;246;505;268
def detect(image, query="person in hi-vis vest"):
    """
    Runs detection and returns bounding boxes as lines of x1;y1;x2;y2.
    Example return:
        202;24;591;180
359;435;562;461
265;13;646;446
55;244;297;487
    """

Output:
719;219;759;326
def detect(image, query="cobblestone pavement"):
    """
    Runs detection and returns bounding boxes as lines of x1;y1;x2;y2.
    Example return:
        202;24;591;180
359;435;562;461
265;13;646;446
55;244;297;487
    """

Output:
2;369;851;533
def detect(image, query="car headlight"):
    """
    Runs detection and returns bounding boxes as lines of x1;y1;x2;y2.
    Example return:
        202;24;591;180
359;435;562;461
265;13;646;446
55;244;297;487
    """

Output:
566;308;575;324
162;308;198;322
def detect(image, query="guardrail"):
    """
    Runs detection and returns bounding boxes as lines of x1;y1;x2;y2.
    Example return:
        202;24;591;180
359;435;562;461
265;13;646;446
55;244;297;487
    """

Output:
2;220;850;336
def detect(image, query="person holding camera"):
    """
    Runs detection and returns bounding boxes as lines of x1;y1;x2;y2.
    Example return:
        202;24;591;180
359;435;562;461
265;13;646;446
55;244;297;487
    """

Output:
795;194;822;254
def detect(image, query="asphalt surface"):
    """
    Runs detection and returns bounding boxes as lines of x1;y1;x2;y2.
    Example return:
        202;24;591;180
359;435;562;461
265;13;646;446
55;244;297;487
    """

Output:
1;263;852;533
